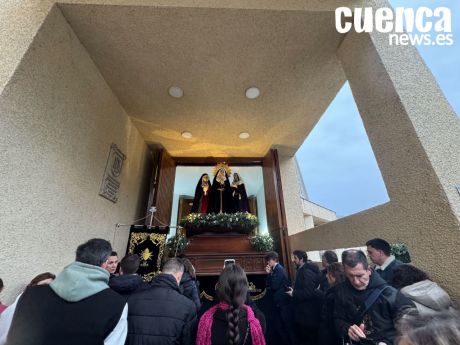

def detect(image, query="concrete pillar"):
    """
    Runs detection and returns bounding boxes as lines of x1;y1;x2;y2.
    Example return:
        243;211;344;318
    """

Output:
278;155;306;236
291;3;460;300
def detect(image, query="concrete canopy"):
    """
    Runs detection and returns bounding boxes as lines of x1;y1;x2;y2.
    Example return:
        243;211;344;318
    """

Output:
57;3;347;157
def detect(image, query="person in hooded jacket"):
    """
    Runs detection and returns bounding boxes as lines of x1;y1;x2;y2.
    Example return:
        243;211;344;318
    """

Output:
3;239;127;345
334;250;415;345
180;258;201;312
392;264;455;316
109;254;150;297
126;258;197;345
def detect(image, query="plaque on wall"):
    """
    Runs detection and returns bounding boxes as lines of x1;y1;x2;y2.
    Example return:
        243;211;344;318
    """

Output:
99;143;126;203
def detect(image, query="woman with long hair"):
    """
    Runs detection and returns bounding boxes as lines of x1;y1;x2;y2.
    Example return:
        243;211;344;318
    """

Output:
196;264;265;345
318;262;346;345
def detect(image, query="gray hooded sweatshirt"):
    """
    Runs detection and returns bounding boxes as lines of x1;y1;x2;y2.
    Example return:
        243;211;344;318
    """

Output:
50;261;110;301
401;279;454;315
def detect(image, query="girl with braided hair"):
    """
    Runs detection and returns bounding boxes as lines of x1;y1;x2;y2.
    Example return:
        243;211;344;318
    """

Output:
196;264;266;345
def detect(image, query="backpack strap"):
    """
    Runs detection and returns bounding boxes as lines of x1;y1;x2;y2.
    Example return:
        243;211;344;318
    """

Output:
358;285;391;321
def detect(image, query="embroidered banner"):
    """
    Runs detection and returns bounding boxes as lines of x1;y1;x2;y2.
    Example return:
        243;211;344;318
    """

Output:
126;225;169;282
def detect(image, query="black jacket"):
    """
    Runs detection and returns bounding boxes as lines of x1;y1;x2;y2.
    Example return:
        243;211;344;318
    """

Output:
180;272;201;312
5;285;125;345
334;270;415;344
318;285;341;345
109;274;150;297
292;262;322;327
376;259;403;286
126;273;197;345
210;306;266;345
319;268;330;292
266;263;291;306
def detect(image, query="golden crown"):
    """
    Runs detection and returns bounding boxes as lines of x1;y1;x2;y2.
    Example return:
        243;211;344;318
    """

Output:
213;162;231;176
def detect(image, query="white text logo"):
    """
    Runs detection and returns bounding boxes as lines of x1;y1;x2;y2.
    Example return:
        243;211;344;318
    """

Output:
335;7;454;46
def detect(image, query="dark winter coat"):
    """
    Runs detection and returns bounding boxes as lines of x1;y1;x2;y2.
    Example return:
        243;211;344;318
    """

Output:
319;268;330;292
109;274;150;297
180;272;201;312
126;273;197;345
266;263;291;306
318;285;341;345
210;306;266;345
334;270;415;344
292;262;322;327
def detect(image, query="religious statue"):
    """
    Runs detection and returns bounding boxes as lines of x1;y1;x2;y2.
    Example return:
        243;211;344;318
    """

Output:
208;163;233;214
230;172;250;213
191;174;211;213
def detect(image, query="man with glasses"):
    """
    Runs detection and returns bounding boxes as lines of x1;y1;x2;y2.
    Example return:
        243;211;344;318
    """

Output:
334;250;414;345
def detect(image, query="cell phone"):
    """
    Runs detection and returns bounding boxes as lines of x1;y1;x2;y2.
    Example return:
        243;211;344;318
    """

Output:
224;259;235;267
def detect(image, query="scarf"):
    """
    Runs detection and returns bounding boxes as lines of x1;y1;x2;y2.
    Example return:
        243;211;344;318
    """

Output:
196;302;265;345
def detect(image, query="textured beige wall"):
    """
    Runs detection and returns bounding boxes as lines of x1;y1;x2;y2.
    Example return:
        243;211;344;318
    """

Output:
278;155;305;236
290;20;460;300
0;6;150;303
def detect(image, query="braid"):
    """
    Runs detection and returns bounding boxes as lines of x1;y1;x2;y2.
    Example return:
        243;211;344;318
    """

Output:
226;302;240;345
216;264;248;345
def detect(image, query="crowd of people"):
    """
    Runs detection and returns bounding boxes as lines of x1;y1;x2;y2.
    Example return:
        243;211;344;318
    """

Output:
0;237;458;345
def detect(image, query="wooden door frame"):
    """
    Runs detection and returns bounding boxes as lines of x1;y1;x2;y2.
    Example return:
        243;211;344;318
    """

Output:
145;150;291;276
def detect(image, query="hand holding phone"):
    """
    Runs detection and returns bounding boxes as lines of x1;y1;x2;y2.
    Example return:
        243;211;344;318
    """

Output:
348;324;366;342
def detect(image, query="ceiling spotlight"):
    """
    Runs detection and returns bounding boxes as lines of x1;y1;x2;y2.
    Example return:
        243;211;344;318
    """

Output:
169;86;184;98
245;87;260;99
181;131;193;139
239;132;250;139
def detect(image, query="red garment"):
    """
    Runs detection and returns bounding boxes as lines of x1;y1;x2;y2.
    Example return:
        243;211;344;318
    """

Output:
200;194;209;214
0;303;7;314
196;302;265;345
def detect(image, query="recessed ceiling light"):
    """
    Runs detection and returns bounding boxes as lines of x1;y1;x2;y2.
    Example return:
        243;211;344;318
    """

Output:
181;131;193;139
169;86;183;98
239;132;250;139
245;87;260;99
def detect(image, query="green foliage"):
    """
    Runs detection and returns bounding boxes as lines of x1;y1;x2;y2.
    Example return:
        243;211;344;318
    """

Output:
391;242;411;263
166;234;189;257
249;233;274;252
179;212;258;231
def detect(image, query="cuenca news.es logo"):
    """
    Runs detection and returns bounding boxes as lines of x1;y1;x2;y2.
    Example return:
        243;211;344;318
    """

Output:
335;6;454;46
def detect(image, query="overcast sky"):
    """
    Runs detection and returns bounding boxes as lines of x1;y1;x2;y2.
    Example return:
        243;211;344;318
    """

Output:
296;0;460;217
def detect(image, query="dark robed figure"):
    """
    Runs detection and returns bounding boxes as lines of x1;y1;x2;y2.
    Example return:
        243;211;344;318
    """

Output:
231;172;250;213
191;174;211;213
208;167;233;214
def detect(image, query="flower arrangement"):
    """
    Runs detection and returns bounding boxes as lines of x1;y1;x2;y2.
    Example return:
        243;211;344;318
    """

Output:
179;212;258;234
391;242;411;263
249;233;274;252
166;234;189;257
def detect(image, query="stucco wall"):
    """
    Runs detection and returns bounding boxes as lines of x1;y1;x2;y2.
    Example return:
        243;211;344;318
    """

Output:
0;6;150;303
290;20;460;301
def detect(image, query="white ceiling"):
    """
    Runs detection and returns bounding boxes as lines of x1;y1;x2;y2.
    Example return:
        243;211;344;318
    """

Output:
59;4;347;157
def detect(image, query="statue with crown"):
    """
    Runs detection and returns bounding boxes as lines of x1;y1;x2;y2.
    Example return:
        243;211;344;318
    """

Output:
180;162;258;236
